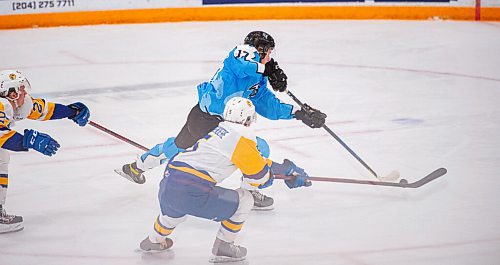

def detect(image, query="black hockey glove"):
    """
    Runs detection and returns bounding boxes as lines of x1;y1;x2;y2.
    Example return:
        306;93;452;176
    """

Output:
263;59;287;92
268;69;287;92
263;58;279;76
294;104;327;128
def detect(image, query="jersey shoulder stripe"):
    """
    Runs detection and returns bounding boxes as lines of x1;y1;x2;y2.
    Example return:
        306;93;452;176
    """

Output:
27;97;55;121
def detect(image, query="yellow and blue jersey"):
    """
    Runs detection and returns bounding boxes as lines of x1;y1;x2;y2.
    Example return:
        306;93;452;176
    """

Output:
169;121;272;188
0;98;15;149
27;97;56;121
0;96;77;151
197;44;294;120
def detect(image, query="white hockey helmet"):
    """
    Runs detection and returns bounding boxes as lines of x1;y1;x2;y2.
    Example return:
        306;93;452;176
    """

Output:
0;70;31;100
223;97;257;127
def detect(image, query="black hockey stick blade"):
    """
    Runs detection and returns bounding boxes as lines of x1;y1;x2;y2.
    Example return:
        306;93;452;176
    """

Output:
275;168;447;188
405;167;447;188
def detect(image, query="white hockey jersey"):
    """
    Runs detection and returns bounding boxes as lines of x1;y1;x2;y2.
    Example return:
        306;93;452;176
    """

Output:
169;121;272;188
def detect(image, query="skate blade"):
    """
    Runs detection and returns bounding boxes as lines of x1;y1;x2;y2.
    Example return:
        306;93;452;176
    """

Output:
135;247;171;254
252;205;274;211
114;168;145;184
0;225;24;234
209;255;246;263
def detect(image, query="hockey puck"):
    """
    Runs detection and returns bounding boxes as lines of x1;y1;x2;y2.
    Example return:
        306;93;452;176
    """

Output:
399;179;408;185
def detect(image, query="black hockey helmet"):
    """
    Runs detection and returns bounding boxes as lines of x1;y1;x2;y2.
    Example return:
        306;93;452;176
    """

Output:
244;31;275;57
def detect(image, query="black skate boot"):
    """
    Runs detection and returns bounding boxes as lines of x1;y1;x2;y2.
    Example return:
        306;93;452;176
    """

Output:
250;190;274;211
114;162;146;184
0;206;24;234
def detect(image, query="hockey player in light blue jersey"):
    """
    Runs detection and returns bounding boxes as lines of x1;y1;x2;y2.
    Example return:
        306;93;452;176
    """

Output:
116;31;326;210
138;97;311;263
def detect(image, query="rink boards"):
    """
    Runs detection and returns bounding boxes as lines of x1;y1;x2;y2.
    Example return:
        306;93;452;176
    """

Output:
0;0;499;29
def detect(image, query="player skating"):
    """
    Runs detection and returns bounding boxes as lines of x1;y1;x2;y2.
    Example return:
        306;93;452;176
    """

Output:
0;70;90;234
138;97;311;263
116;31;326;210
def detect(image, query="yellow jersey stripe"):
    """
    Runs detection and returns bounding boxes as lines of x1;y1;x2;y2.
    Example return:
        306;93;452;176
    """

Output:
168;164;216;183
244;159;273;187
0;130;16;147
0;118;11;129
231;136;267;175
27;98;44;120
0;101;11;129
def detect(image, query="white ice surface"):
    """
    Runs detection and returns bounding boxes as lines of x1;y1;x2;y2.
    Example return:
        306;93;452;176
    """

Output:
0;20;499;265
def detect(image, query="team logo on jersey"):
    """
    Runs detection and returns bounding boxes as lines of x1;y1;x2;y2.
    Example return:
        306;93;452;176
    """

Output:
9;73;16;80
248;83;259;98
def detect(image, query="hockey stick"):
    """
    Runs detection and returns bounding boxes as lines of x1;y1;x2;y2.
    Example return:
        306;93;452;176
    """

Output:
275;168;447;188
89;121;149;152
89;121;446;188
287;90;400;182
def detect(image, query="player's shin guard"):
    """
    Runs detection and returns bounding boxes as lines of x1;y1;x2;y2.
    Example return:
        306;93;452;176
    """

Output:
211;188;251;262
140;214;186;252
137;137;184;171
216;188;252;243
147;214;187;245
0;181;7;206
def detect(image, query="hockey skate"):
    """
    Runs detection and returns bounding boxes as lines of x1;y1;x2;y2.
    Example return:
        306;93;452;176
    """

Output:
250;190;274;211
209;237;247;263
114;162;146;184
0;207;24;234
139;236;173;252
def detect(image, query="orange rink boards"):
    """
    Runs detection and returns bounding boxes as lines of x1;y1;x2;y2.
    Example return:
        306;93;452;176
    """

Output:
1;5;499;29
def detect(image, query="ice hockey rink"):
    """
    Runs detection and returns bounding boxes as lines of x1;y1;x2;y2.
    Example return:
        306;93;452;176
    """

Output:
0;19;499;265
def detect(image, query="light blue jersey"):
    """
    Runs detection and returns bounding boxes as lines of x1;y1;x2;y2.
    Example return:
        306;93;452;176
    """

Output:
197;44;294;120
135;44;293;172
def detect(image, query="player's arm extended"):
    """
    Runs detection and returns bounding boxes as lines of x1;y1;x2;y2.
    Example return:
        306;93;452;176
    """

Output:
27;97;77;121
0;128;28;152
0;101;59;155
252;84;296;120
28;97;90;126
0;126;59;156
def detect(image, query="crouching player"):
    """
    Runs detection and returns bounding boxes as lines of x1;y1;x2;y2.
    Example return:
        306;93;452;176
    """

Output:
0;70;90;233
138;97;311;262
